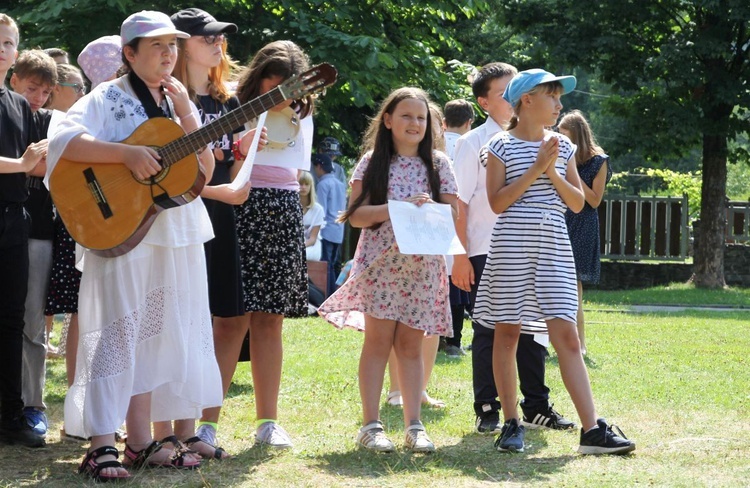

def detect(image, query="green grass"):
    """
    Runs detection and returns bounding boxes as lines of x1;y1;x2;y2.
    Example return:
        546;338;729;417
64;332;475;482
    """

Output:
2;290;749;486
585;282;750;308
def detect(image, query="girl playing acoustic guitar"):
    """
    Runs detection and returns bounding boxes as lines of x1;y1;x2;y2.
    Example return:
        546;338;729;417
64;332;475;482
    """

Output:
46;11;222;481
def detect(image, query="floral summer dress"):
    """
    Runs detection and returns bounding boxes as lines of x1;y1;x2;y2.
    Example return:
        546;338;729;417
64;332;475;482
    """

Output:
318;152;458;336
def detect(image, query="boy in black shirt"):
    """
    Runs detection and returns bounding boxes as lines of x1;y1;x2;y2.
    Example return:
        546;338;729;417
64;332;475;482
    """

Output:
0;13;47;448
9;49;57;439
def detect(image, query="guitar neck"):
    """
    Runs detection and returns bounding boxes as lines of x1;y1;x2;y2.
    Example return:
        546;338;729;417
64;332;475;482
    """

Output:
159;88;286;166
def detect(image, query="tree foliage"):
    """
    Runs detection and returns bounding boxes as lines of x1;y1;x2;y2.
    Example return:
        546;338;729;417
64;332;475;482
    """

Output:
498;0;750;288
6;0;488;162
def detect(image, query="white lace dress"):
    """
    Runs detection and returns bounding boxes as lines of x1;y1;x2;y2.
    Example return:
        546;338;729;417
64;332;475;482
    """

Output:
47;80;222;437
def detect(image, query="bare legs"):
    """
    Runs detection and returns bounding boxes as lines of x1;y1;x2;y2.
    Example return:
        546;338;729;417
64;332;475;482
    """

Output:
493;319;597;431
65;314;78;387
198;312;284;431
492;324;521;421
387;335;443;406
199;315;250;425
576;280;586;354
547;318;597;430
360;315;424;426
248;312;284;421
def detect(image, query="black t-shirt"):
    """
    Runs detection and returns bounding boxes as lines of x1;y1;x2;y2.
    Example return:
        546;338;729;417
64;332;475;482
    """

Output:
197;94;242;186
26;109;54;239
0;86;37;203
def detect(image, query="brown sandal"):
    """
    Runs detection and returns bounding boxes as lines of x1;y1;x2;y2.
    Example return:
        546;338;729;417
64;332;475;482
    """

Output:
184;436;228;460
124;435;200;470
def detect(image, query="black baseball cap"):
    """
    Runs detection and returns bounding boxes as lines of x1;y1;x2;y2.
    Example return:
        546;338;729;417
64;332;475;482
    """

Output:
312;153;334;173
170;8;238;36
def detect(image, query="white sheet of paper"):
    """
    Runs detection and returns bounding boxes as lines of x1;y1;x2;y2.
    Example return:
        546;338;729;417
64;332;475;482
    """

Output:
388;200;465;255
229;112;267;191
253;115;313;171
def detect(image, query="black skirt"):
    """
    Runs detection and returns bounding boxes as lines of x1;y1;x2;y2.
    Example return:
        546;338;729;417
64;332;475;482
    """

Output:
45;218;81;315
235;187;308;317
204;193;245;318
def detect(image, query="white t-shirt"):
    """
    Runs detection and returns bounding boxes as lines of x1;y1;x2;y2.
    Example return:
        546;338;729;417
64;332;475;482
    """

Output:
444;131;461;160
452;117;503;258
302;201;325;261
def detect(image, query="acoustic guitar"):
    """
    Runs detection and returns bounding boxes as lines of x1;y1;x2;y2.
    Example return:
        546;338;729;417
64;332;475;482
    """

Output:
50;63;337;257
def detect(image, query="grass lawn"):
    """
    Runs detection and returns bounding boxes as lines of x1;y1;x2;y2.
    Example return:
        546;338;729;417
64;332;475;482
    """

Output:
585;282;750;310
1;289;749;486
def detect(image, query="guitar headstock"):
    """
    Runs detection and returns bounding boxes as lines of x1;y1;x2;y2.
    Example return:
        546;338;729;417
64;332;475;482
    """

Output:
279;63;338;101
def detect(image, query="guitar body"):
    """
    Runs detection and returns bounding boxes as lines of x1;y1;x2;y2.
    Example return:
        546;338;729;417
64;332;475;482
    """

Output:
50;62;338;257
50;117;205;257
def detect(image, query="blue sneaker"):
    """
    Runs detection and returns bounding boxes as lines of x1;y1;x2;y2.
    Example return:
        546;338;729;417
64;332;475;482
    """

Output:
23;407;48;436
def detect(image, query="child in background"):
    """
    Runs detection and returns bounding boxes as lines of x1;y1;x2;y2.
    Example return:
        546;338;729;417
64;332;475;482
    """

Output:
441;98;474;358
43;61;84;364
558;110;611;356
318;87;458;453
473;69;634;455
10;49;58;439
299;170;325;261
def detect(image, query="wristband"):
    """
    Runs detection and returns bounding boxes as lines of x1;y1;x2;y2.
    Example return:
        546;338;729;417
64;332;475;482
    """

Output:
232;140;246;161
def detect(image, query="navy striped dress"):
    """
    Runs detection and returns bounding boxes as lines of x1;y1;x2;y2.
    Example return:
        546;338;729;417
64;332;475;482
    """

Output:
473;131;579;330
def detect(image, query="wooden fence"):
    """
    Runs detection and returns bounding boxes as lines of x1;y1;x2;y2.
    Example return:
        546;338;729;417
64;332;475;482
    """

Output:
598;195;690;261
726;201;750;243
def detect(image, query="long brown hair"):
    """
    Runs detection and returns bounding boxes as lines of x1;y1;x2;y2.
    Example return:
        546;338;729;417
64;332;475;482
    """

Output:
339;87;440;227
558;109;604;164
234;40;314;119
173;38;237;103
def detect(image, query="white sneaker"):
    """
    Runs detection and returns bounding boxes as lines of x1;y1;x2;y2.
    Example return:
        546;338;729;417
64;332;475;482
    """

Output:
254;422;293;449
356;421;395;452
404;424;435;453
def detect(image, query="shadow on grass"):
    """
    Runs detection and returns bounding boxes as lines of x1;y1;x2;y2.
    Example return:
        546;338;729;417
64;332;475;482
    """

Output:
225;380;254;399
546;351;599;369
309;430;579;484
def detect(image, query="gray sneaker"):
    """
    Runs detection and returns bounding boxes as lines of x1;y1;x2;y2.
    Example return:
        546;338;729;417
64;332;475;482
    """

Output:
404;424;435;453
444;345;466;357
254;422;293;449
356;421;395;453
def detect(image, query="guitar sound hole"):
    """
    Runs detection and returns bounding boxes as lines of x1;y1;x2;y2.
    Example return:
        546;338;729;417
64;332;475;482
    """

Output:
133;167;170;185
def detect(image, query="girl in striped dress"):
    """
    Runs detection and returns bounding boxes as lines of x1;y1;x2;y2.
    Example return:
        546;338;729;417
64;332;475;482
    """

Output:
473;69;635;455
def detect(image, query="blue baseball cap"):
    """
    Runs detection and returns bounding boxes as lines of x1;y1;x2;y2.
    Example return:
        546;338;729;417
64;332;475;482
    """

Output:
502;69;576;107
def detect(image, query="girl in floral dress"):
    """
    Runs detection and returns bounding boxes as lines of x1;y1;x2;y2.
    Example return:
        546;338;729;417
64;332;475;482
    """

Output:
318;87;458;453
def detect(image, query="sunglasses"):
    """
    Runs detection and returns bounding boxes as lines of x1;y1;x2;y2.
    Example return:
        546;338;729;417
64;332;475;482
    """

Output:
59;82;87;95
202;34;225;45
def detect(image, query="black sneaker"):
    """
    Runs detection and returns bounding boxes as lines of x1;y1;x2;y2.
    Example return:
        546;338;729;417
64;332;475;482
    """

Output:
577;418;635;455
521;403;577;430
0;417;46;448
494;418;525;453
475;412;501;434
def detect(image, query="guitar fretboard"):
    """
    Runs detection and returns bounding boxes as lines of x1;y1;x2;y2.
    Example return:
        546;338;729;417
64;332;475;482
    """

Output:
158;87;286;166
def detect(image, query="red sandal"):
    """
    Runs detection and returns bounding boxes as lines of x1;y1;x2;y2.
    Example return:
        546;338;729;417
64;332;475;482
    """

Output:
78;445;130;482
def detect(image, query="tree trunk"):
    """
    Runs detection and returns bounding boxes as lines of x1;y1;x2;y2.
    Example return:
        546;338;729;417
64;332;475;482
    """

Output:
693;131;727;288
